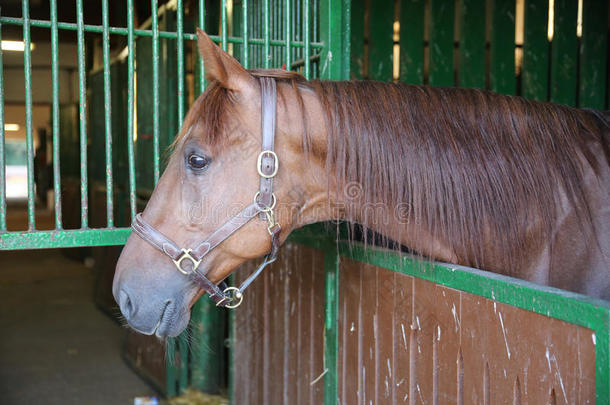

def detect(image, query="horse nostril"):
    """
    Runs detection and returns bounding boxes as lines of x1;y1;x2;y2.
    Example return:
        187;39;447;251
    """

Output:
119;289;135;320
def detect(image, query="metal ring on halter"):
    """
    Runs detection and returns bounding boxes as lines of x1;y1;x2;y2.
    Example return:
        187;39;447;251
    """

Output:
253;191;276;211
257;150;279;178
218;286;244;309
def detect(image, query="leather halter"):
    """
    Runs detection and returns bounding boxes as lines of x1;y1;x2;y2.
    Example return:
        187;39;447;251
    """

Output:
131;77;281;309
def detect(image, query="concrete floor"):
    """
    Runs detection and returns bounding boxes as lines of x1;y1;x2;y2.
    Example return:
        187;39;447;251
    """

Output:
0;247;157;404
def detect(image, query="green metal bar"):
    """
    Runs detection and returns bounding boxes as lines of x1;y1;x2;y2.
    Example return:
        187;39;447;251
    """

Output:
0;15;5;231
127;0;136;220
50;0;62;228
102;0;114;227
76;0;88;228
0;228;132;250
0;17;324;50
284;0;291;70
177;0;185;123
242;0;249;69
368;1;393;81
323;247;339;405
458;0;486;88
399;0;425;83
263;0;270;68
428;0;455;86
152;0;160;184
319;0;349;80
221;0;228;51
522;0;549;100
489;0;516;94
303;0;310;78
22;0;36;230
550;0;578;106
199;0;207;88
579;0;608;109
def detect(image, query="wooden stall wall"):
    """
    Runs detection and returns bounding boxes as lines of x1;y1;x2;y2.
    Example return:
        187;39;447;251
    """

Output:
231;242;327;404
337;258;597;404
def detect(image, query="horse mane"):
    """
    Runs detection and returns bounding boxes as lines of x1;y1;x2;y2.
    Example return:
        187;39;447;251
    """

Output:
312;81;609;270
178;70;609;272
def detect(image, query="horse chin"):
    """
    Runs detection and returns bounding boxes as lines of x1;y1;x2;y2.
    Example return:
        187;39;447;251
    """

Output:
155;309;190;338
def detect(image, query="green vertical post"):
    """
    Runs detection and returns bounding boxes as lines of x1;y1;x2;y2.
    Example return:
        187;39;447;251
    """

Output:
23;0;36;230
152;0;160;184
489;0;516;95
458;0;486;88
429;0;455;86
0;12;5;231
284;0;291;70
522;0;549;100
319;0;350;81
126;0;136;220
350;0;364;79
323;247;339;405
199;0;207;88
579;0;607;109
221;0;228;51
241;0;249;69
399;0;425;84
177;0;185;122
264;0;270;68
367;2;393;81
166;339;177;397
550;0;578;106
102;0;114;227
304;0;311;78
178;335;189;394
190;300;226;393
50;0;62;229
76;0;88;228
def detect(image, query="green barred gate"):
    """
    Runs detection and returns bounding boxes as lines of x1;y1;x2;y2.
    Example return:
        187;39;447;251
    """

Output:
1;0;609;403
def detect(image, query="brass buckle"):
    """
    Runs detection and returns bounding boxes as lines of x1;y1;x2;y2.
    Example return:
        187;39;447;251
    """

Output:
216;286;244;309
172;248;201;275
257;150;279;178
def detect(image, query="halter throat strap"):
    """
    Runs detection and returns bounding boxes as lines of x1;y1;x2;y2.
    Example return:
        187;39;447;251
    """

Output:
131;77;280;308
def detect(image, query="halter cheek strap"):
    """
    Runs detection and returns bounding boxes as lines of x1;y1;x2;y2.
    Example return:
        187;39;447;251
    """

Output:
131;77;280;309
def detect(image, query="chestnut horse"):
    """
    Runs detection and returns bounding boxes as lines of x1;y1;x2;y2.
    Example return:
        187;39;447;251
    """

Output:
113;30;609;337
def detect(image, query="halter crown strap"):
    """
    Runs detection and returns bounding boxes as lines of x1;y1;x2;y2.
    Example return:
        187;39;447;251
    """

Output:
130;77;281;308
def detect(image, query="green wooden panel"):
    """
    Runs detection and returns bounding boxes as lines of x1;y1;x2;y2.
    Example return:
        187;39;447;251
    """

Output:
190;300;226;393
350;0;365;79
522;0;549;100
323;247;339;405
429;0;455;86
399;0;425;84
579;0;608;109
550;0;578;106
319;0;350;80
367;0;394;81
458;0;486;88
489;0;516;94
59;104;79;179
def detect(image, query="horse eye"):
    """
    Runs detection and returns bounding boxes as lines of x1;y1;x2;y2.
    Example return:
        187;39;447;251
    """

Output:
187;154;209;170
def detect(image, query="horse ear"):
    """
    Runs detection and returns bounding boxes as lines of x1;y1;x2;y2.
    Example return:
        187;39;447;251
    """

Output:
196;28;254;93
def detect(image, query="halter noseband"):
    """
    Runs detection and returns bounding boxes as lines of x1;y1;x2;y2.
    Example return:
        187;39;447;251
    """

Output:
131;77;281;309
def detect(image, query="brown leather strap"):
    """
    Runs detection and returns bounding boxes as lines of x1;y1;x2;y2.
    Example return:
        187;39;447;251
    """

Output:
257;77;278;215
191;203;262;260
132;213;182;261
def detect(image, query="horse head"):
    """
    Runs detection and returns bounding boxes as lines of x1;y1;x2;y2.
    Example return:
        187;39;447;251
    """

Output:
113;30;329;337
